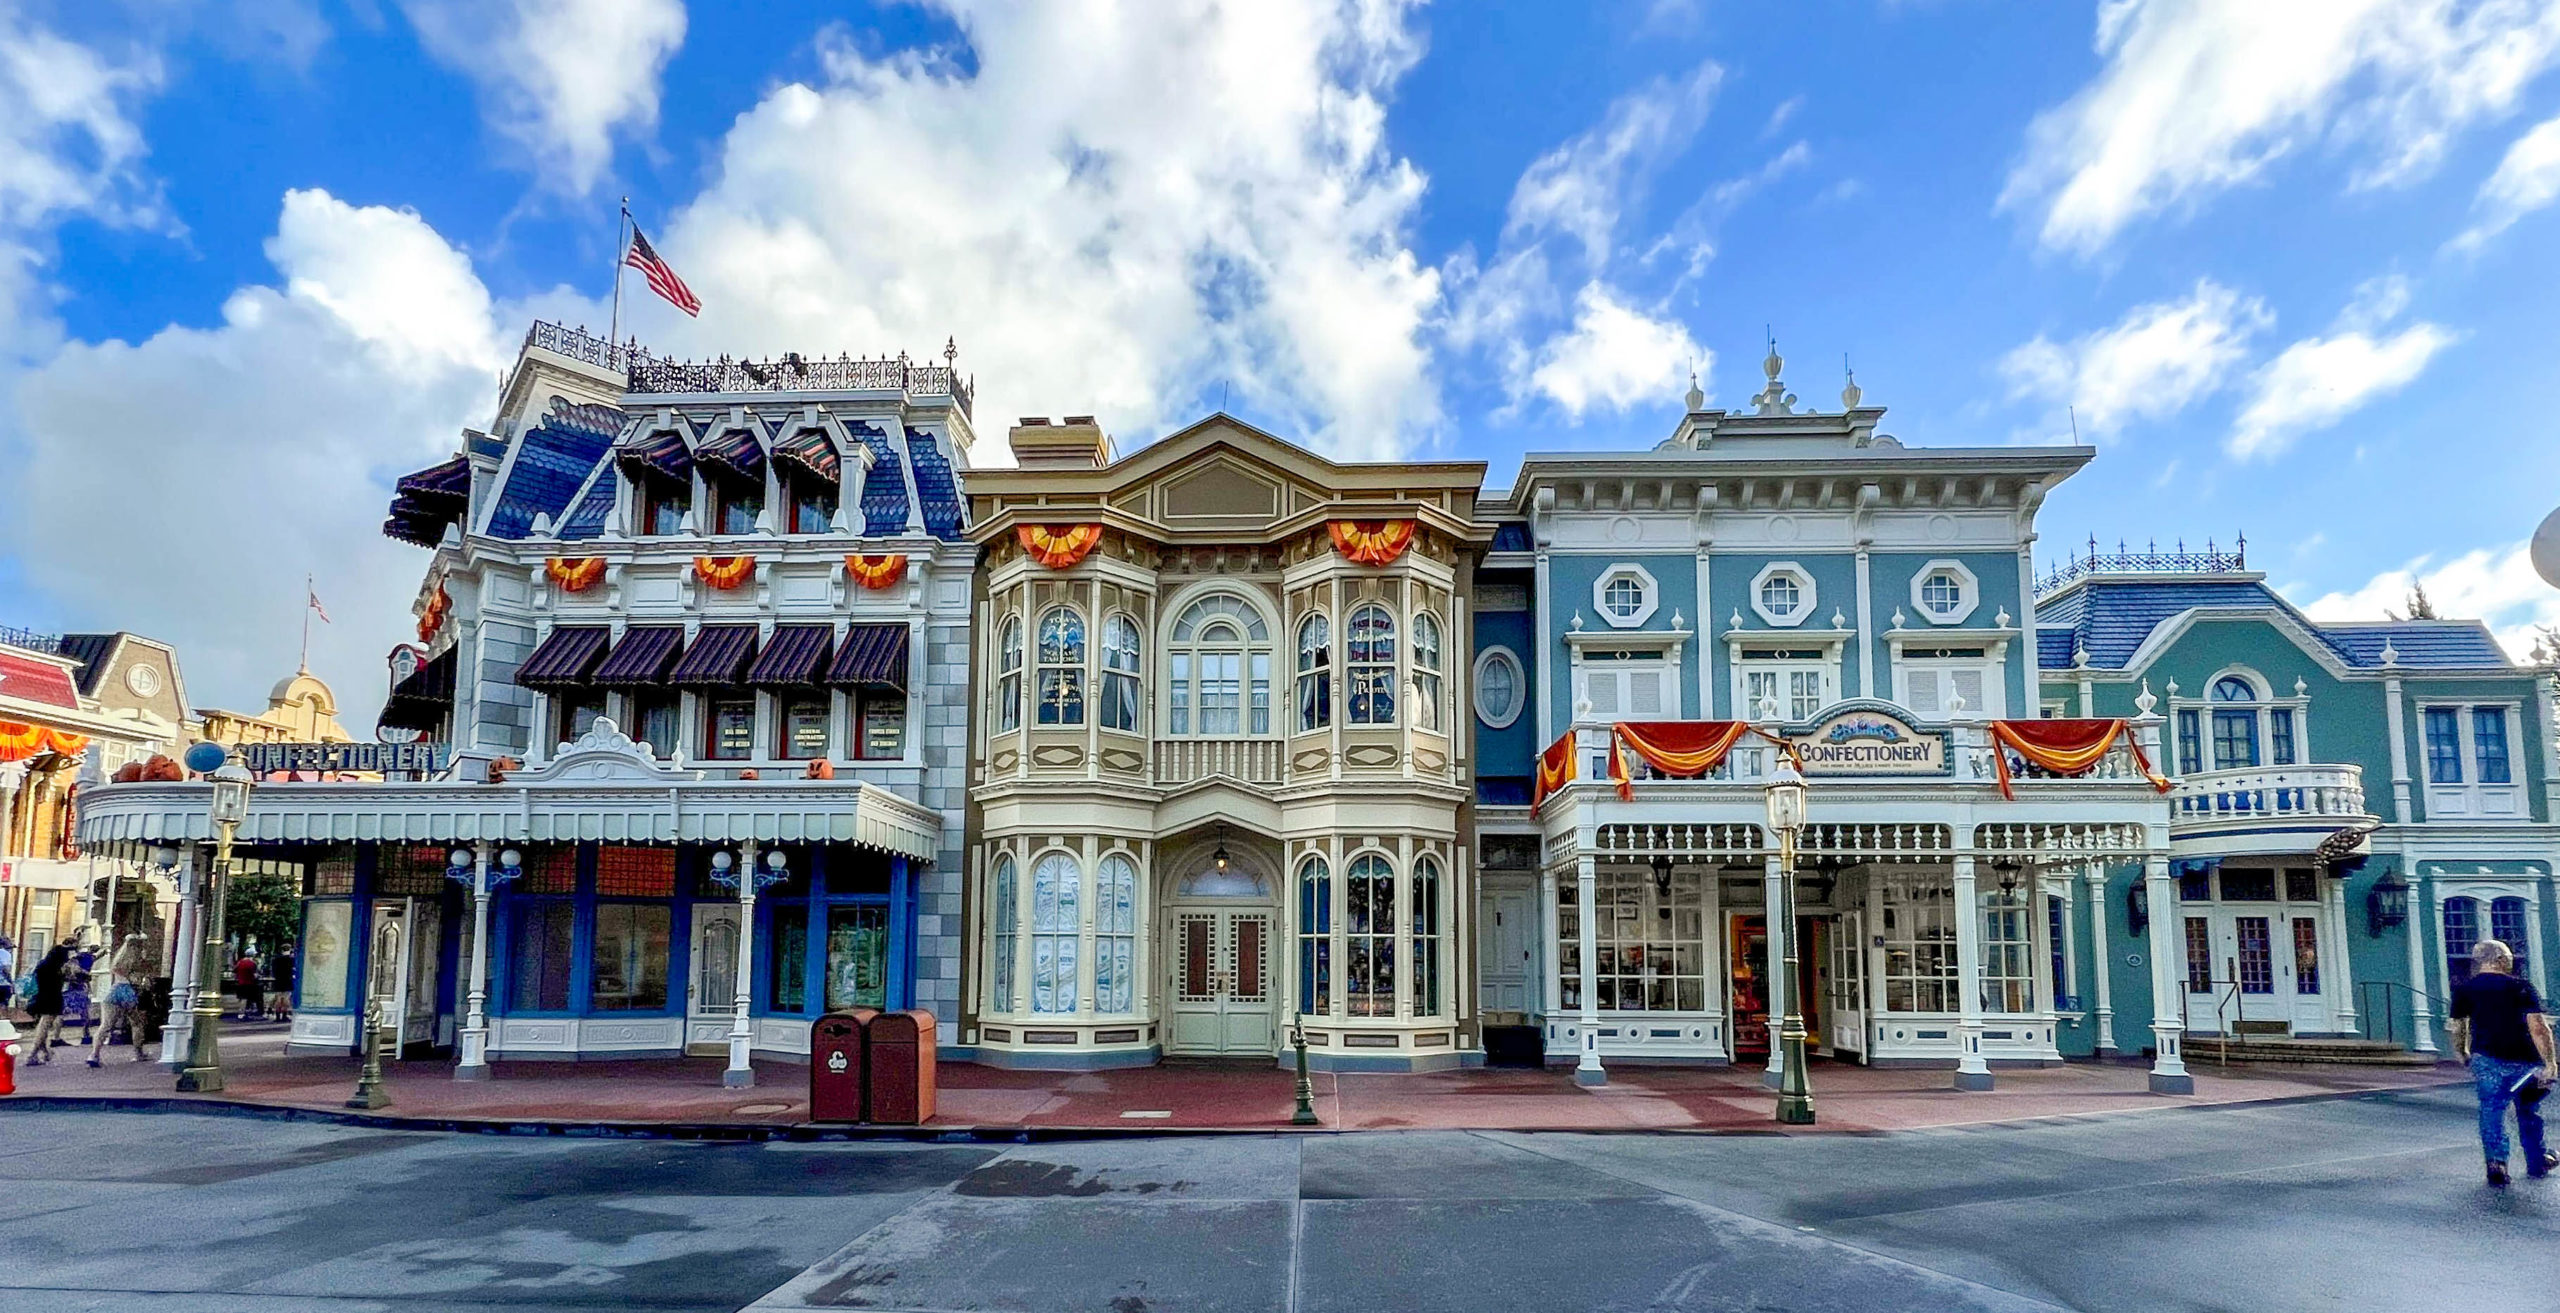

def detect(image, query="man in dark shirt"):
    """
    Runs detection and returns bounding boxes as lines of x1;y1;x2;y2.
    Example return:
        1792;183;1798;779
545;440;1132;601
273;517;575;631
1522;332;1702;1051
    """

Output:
2448;938;2559;1186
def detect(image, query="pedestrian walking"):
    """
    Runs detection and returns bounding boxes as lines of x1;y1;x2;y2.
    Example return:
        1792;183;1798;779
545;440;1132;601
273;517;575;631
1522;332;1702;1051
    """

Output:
66;945;95;1044
269;949;296;1023
25;945;70;1062
2448;938;2560;1187
0;935;15;1013
90;934;157;1065
234;949;265;1020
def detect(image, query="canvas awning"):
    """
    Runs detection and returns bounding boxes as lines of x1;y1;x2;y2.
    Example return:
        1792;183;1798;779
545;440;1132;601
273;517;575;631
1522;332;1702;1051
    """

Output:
517;626;610;689
827;623;909;691
747;624;834;687
378;648;456;732
670;625;760;687
616;427;692;484
774;426;841;485
592;626;684;686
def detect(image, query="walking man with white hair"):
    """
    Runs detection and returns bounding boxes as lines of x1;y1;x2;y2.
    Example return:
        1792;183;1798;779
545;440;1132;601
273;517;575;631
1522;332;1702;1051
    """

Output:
2448;938;2559;1187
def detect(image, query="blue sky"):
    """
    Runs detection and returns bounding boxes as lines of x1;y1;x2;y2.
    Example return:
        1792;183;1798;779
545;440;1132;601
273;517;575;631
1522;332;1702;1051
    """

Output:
5;0;2559;724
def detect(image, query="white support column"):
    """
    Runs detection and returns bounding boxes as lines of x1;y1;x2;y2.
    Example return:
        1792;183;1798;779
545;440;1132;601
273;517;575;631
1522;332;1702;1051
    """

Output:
1538;861;1561;1034
2526;888;2551;1010
1573;854;1604;1086
2404;870;2436;1052
1763;853;1787;1088
1953;854;1993;1090
2085;864;2116;1054
1854;547;1875;698
724;838;761;1088
2383;672;2413;823
2326;872;2359;1036
455;842;496;1080
160;842;201;1070
2143;854;2194;1092
1533;549;1554;744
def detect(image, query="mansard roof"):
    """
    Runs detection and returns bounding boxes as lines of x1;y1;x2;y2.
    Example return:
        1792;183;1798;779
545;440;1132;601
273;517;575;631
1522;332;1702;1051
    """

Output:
2036;575;2522;674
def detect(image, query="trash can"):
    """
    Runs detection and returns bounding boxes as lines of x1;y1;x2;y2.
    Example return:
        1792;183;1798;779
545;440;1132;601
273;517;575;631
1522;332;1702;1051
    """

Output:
808;1010;875;1122
865;1009;937;1124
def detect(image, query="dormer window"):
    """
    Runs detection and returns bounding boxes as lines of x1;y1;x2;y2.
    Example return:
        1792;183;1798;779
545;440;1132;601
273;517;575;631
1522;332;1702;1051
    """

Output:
775;426;841;535
638;476;686;536
1909;559;1980;624
1750;563;1816;628
783;469;835;534
697;425;767;535
710;472;763;535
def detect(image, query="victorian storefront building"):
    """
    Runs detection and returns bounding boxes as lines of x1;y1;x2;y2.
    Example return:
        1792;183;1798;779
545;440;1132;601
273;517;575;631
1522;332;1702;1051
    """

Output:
75;322;977;1076
957;414;1490;1070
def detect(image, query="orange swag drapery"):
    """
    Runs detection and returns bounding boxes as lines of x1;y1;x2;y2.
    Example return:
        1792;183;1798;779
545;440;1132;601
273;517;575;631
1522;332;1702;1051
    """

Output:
1018;523;1104;569
1532;730;1578;807
1987;718;2172;801
1328;519;1416;567
694;555;756;590
1607;721;1770;801
844;553;909;590
416;583;451;643
545;557;605;592
0;721;88;764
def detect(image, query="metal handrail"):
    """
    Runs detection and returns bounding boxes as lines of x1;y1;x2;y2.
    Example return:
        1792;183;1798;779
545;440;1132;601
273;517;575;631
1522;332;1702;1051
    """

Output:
2356;979;2451;1048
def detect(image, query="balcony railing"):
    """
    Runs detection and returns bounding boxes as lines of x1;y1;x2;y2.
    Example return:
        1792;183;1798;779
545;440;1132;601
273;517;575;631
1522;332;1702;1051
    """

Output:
1153;737;1287;788
2169;764;2367;827
0;624;64;654
2035;534;2246;597
1568;720;2162;795
518;320;977;419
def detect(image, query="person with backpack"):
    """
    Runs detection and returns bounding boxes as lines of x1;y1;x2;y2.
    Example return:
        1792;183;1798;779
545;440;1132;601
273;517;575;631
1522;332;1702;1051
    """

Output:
24;945;71;1062
2448;938;2560;1186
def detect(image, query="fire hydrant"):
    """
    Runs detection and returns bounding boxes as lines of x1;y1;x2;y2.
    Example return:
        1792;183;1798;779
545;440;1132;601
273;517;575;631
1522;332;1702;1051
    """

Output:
0;1018;21;1096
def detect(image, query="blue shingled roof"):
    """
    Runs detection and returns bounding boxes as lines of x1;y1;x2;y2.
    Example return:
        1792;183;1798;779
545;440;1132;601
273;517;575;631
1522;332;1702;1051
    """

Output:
557;475;616;540
487;398;622;540
2039;577;2518;671
1490;522;1532;553
847;420;909;535
905;426;965;540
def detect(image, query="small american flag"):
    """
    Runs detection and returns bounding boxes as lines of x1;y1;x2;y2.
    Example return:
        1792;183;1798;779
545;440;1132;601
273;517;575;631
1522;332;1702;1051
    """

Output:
624;226;700;317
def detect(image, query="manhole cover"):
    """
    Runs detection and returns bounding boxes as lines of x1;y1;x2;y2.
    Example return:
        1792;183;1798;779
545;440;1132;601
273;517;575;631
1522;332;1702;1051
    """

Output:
732;1102;794;1116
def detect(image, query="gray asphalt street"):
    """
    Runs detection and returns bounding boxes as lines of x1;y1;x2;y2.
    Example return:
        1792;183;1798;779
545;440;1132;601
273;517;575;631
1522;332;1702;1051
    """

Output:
0;1084;2549;1312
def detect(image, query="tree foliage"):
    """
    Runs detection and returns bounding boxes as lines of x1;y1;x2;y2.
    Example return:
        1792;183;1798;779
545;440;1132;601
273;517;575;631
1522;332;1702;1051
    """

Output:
222;870;301;955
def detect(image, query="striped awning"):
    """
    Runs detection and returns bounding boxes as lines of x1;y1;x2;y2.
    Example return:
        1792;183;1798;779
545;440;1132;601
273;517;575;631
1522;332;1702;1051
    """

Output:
697;425;765;484
377;649;456;732
617;426;692;484
671;624;760;686
747;624;834;687
593;626;684;686
774;426;841;485
518;626;610;688
827;623;909;691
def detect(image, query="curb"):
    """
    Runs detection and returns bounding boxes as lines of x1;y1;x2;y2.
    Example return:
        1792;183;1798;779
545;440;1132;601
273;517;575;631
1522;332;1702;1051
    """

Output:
1;1077;2466;1143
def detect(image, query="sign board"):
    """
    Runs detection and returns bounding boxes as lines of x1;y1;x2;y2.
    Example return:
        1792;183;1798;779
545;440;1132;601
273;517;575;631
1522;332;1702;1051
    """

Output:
238;742;451;776
1787;708;1949;776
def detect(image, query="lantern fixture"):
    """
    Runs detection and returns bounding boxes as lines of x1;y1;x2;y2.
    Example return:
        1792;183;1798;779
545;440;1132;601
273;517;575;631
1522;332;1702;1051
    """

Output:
2125;882;2150;937
2367;872;2411;937
767;849;788;873
1651;854;1674;900
207;764;253;828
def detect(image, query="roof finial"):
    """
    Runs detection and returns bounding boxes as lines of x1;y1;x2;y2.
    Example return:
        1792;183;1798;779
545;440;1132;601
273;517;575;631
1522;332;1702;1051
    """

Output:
1684;355;1704;412
944;336;957;365
1840;353;1861;410
1752;328;1795;415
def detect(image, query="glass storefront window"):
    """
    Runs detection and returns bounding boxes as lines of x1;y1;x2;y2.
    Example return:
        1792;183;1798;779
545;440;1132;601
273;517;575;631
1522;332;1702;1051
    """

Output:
512;902;575;1011
825;905;888;1011
1880;883;1956;1013
590;903;671;1011
300;901;353;1011
770;904;809;1012
1980;893;2034;1013
1588;867;1706;1012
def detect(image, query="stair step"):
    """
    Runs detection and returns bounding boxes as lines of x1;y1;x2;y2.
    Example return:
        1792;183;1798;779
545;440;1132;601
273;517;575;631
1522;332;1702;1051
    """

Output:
2192;1037;2437;1067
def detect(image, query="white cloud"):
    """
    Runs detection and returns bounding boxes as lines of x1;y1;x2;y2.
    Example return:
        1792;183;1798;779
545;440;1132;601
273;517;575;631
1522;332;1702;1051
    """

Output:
2455;110;2560;249
1525;282;1705;419
2000;278;2271;434
1505;60;1722;270
2298;541;2560;659
2228;285;2454;460
2006;0;2560;255
0;2;165;358
654;0;1442;458
401;0;687;194
1;190;571;726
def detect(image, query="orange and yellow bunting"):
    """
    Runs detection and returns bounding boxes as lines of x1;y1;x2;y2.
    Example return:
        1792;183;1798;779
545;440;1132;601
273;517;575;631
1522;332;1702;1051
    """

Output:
0;720;89;764
844;553;909;590
416;582;451;643
1532;730;1578;808
694;555;756;590
1328;519;1416;566
1017;523;1104;569
1988;719;2173;801
545;556;606;592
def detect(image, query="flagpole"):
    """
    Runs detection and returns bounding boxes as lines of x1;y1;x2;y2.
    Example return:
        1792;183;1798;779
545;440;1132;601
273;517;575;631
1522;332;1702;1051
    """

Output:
609;198;630;348
300;573;312;675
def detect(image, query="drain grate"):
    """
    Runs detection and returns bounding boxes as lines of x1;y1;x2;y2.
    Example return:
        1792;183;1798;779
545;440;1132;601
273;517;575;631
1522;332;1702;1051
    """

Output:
732;1102;795;1116
1120;1110;1173;1119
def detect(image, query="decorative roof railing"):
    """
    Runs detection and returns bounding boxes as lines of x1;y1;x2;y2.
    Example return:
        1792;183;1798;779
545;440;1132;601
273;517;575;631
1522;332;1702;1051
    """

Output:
517;321;975;419
0;624;64;654
2036;534;2246;596
524;321;635;372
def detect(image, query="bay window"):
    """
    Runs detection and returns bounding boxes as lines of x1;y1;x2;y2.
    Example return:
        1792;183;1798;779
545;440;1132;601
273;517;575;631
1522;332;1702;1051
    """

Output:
1345;853;1396;1015
1347;605;1396;725
1036;608;1086;726
1298;856;1331;1015
1030;852;1080;1012
1296;614;1331;732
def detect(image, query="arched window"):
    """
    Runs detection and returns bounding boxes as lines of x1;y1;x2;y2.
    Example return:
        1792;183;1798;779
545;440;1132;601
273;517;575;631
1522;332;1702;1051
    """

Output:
1168;594;1272;735
1346;853;1396;1016
990;855;1018;1011
1298;855;1331;1016
995;617;1023;733
1101;614;1142;733
1096;854;1138;1013
1411;611;1443;732
1030;853;1081;1012
1411;855;1442;1018
1036;607;1086;726
2494;896;2533;982
1296;614;1331;732
2210;674;2263;769
1347;605;1396;726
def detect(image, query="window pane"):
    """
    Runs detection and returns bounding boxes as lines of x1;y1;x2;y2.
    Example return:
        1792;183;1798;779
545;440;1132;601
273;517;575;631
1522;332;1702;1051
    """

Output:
779;695;829;759
706;696;755;761
590;903;671;1011
299;901;353;1011
2425;708;2463;783
2176;710;2202;774
511;902;575;1011
2475;708;2512;784
2269;708;2296;765
858;690;905;759
990;859;1017;1012
2444;897;2480;986
2212;709;2258;769
2293;918;2321;994
635;692;681;759
2494;897;2532;980
825;905;888;1011
770;904;809;1012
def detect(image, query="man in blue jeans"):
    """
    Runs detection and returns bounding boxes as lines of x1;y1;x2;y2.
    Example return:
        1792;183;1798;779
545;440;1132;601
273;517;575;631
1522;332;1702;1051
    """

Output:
2447;938;2560;1187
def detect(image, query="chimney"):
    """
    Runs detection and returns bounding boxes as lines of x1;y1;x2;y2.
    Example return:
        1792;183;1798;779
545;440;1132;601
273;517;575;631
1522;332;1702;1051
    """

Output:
1009;414;1113;469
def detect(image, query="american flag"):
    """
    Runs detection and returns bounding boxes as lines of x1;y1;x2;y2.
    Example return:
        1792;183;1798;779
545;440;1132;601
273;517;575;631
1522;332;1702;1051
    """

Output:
624;226;700;317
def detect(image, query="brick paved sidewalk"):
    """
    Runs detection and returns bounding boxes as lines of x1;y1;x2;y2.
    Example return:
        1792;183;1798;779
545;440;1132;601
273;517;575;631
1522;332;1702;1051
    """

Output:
4;1024;2457;1134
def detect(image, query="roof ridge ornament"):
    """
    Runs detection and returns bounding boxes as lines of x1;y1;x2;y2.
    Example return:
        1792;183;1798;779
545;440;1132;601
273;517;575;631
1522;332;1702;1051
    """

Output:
1840;354;1861;410
1752;329;1796;415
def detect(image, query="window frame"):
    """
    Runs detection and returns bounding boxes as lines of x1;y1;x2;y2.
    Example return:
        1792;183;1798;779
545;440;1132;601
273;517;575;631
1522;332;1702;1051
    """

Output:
1094;853;1139;1015
1166;594;1272;737
1295;612;1332;734
1907;558;1981;625
1035;606;1087;727
1029;851;1082;1014
995;615;1023;733
1100;612;1143;734
1346;604;1397;726
1749;562;1816;628
988;854;1019;1013
1344;852;1397;1017
702;691;756;762
775;691;830;760
1411;610;1444;733
1734;646;1832;722
1591;563;1660;629
1472;645;1525;730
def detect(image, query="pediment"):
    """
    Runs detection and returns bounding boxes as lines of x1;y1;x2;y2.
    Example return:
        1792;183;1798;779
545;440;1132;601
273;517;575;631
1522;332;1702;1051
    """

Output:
1162;457;1285;522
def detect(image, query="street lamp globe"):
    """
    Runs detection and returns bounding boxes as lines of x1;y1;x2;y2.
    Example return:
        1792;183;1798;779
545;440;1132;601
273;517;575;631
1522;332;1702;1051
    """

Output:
765;850;788;873
498;849;522;872
207;763;254;827
1764;758;1807;836
150;846;179;870
710;850;734;876
449;849;473;871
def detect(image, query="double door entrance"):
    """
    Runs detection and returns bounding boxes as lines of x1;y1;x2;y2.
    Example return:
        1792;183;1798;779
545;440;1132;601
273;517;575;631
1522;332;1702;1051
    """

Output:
1167;907;1273;1056
2182;907;2330;1034
367;897;446;1055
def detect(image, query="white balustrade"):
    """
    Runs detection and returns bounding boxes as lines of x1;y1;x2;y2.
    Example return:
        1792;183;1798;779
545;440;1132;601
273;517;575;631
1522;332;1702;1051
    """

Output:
2170;763;2367;825
1151;737;1287;787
